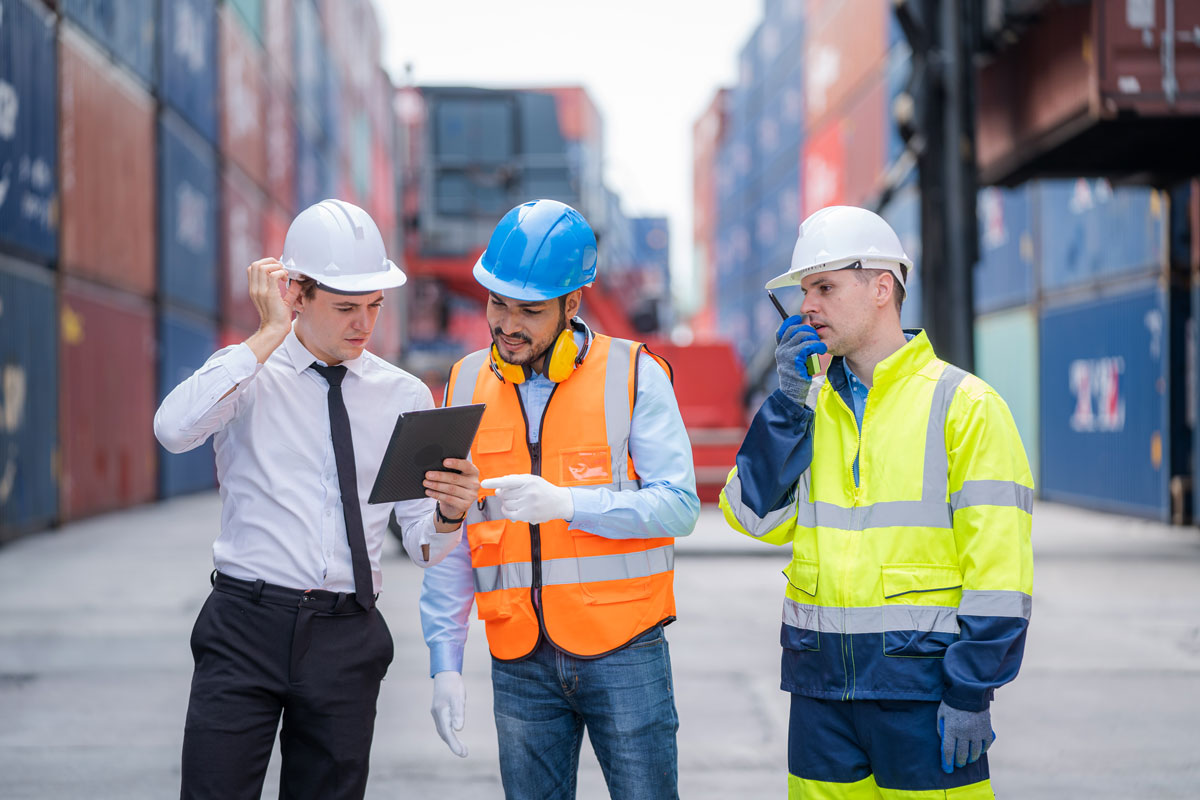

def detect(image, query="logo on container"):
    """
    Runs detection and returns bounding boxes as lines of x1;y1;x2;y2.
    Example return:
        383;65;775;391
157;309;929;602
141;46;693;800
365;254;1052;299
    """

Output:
1069;357;1125;432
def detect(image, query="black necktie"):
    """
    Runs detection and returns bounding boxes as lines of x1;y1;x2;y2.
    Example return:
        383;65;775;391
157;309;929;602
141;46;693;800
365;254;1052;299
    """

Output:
310;363;374;610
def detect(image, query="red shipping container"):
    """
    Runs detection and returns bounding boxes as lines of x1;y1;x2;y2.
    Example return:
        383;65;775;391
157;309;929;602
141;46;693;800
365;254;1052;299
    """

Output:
803;118;845;216
263;0;293;89
59;26;155;297
803;0;889;130
371;291;402;364
369;133;397;253
59;278;157;521
802;69;887;215
222;165;266;333
265;85;296;213
220;5;267;190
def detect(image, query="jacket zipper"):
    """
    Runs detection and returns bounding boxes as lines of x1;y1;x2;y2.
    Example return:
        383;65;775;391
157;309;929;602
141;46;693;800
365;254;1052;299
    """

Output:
513;382;557;626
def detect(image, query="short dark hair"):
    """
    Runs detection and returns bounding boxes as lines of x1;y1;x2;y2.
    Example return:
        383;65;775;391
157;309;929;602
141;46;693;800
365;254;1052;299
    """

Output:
852;267;906;312
294;276;319;300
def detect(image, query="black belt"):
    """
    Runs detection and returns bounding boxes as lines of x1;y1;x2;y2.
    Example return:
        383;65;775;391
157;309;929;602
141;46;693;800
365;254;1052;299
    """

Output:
211;570;375;613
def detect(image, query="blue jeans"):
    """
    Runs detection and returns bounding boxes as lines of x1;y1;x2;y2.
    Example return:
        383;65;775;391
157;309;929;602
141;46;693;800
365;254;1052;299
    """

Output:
491;624;680;800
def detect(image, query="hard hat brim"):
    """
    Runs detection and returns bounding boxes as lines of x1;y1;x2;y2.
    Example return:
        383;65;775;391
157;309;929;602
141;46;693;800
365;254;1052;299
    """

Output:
765;255;912;291
472;258;590;302
287;259;407;292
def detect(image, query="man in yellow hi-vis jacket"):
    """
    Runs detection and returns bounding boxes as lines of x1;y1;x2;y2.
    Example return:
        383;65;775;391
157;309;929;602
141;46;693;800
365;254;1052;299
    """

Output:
720;206;1033;799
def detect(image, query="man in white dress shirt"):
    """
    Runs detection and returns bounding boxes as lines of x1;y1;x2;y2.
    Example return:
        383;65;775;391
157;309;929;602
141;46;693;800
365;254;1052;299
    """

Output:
155;199;480;800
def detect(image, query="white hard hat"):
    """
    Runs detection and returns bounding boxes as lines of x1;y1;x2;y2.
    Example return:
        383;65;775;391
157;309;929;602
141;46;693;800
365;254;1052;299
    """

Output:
281;199;406;293
765;205;912;291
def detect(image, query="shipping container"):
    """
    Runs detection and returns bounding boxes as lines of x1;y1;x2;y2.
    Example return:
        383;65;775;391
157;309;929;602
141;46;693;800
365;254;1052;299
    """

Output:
0;258;58;540
262;0;293;88
221;164;265;334
59;278;157;521
157;308;217;497
219;5;267;190
265;85;296;212
159;0;217;145
1036;180;1166;294
975;305;1040;486
61;0;155;87
293;0;324;144
158;110;219;317
295;126;331;212
60;25;156;296
1039;281;1173;520
803;0;889;131
878;182;923;328
974;184;1036;314
0;0;58;263
227;0;262;43
976;1;1200;183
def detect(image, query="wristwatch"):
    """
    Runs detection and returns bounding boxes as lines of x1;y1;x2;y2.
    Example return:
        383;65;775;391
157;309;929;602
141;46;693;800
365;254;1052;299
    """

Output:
436;503;467;525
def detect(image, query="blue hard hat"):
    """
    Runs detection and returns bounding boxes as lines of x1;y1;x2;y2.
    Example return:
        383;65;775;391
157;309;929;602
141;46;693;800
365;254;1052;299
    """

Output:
473;199;598;301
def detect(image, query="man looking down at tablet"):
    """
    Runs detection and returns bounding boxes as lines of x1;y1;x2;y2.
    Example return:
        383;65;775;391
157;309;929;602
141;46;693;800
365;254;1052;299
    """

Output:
154;199;480;800
420;199;700;799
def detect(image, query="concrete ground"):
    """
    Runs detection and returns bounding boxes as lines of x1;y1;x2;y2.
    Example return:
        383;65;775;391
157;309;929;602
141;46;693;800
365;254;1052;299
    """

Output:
1;496;1198;798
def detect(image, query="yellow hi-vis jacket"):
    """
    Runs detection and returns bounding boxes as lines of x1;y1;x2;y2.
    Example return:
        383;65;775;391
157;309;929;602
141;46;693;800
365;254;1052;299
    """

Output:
720;331;1033;711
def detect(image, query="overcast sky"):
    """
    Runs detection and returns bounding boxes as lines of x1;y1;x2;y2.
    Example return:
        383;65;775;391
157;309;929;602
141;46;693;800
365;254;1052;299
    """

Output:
376;1;763;315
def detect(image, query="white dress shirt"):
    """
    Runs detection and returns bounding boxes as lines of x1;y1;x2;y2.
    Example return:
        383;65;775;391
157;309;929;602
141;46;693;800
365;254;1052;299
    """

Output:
154;327;461;593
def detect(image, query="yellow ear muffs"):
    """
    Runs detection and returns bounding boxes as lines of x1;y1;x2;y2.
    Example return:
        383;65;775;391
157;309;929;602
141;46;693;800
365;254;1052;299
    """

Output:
544;329;580;383
490;344;529;384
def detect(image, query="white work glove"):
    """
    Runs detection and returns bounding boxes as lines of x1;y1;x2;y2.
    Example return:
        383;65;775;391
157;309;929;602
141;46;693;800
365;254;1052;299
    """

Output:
431;670;467;758
481;474;574;525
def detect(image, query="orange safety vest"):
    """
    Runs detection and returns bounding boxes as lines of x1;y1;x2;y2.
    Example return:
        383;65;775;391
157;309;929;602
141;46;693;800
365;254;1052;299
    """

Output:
445;333;677;660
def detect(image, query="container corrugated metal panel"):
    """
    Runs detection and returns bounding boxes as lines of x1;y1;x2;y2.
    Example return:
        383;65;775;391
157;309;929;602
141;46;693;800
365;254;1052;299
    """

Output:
293;0;323;143
1097;0;1200;115
321;56;341;158
368;133;397;254
803;0;888;130
0;0;58;263
219;5;267;190
59;278;157;521
802;115;843;216
265;85;295;212
60;26;156;296
1039;282;1170;520
61;0;156;87
1036;179;1166;294
221;165;265;334
158;308;216;497
263;201;288;263
974;184;1035;314
840;72;887;207
295;127;330;211
228;0;263;43
159;110;219;316
263;0;293;88
975;306;1040;487
159;0;217;144
0;259;58;540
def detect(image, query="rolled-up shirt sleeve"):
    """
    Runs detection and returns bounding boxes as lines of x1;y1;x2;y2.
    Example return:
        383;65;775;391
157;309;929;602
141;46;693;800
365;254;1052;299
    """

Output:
568;353;700;539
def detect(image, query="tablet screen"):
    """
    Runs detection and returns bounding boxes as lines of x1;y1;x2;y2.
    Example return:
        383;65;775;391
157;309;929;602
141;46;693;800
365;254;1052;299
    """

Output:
367;403;486;504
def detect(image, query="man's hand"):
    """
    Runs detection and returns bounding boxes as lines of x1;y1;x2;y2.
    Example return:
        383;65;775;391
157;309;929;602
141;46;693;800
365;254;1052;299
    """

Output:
937;701;994;773
425;458;481;529
431;671;468;758
245;258;301;363
480;474;573;524
775;315;826;405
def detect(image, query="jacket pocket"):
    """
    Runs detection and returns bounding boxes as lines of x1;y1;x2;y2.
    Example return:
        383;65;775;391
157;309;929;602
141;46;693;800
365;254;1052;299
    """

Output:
780;559;820;652
880;563;961;658
467;520;512;621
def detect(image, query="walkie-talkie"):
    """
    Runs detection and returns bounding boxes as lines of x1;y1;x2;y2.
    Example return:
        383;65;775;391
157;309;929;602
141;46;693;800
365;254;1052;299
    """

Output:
768;290;822;377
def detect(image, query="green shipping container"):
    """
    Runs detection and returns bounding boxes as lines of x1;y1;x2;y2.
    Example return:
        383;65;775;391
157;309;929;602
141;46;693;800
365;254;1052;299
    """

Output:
974;306;1040;488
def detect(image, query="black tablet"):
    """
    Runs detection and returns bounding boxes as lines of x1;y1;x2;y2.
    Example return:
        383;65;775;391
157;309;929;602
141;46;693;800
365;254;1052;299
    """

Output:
368;403;486;504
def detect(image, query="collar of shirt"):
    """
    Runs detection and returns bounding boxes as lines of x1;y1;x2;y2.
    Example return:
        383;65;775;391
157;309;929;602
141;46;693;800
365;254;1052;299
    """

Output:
841;332;916;429
281;323;367;377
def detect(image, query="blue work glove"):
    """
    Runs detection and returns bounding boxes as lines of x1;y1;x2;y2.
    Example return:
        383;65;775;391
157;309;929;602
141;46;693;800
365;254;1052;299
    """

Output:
937;701;995;774
775;315;827;405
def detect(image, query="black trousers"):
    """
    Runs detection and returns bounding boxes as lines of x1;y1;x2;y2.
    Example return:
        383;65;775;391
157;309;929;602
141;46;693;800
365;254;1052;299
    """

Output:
180;573;394;800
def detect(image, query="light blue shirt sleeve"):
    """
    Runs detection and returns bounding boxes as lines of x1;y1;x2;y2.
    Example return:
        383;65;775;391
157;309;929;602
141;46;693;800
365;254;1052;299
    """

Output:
568;353;700;539
420;532;475;676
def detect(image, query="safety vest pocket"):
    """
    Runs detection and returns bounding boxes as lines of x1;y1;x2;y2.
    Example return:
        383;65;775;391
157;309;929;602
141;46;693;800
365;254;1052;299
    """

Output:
557;446;613;486
475;427;515;454
570;532;654;605
880;564;961;658
468;520;514;621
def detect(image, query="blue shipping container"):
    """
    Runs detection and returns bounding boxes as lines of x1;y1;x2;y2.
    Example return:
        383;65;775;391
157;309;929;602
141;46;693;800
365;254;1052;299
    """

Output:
158;309;217;497
159;111;219;316
879;183;923;328
1039;283;1171;520
974;184;1035;314
1036;179;1166;293
160;0;217;143
293;0;324;143
0;0;57;262
62;0;157;87
0;259;58;539
295;126;331;211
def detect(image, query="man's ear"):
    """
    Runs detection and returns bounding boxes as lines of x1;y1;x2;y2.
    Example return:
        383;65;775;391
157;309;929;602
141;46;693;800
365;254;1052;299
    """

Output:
875;273;895;309
564;289;583;318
